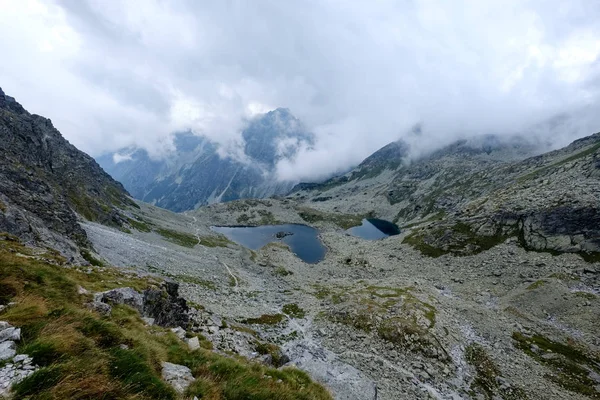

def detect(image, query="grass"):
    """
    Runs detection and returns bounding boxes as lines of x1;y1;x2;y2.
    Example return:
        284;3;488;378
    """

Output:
81;249;104;267
282;304;306;319
297;207;371;229
403;222;513;257
156;228;198;248
273;267;293;277
464;343;528;399
527;280;546;290
512;331;600;398
127;217;153;232
0;235;331;400
242;314;286;325
197;235;232;248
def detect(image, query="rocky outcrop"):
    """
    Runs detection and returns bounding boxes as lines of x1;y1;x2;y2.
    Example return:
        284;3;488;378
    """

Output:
93;281;190;328
161;362;195;394
0;87;135;254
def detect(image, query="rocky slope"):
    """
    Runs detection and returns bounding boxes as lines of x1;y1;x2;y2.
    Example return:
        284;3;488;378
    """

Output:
97;108;313;211
0;87;135;255
292;133;600;259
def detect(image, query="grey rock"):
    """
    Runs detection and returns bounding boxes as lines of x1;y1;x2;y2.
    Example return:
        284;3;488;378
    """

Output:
170;327;186;340
94;287;144;313
161;362;195;393
86;301;112;316
0;341;16;361
186;336;200;351
0;328;19;343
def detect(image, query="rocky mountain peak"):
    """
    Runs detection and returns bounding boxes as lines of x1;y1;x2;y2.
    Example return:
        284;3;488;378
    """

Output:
0;88;135;256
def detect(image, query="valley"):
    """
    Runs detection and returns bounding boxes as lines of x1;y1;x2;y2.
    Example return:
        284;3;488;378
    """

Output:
1;87;599;399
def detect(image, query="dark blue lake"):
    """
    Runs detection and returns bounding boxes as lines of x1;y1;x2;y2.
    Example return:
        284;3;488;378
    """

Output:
211;224;327;264
347;218;400;240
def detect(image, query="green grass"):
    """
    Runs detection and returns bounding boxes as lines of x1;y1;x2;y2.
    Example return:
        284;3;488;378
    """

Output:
282;303;306;319
273;267;293;277
242;314;286;325
0;235;332;400
127;217;153;232
513;331;600;398
527;280;546;290
198;235;232;248
81;249;104;267
156;228;197;248
297;207;371;229
403;222;513;257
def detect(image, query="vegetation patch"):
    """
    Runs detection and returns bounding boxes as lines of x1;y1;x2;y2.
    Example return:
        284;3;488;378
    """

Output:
526;280;546;290
297;207;372;229
197;234;232;248
127;217;153;232
255;341;288;367
156;227;197;248
0;236;331;400
512;331;600;398
403;222;513;257
0;200;6;212
465;343;528;400
282;303;306;319
81;249;104;267
242;313;286;325
273;267;293;277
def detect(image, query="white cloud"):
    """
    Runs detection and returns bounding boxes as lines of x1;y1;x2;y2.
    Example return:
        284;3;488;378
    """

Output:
0;0;599;182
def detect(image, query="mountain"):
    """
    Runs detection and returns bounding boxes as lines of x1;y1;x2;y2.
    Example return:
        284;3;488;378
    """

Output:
0;87;135;255
292;133;600;258
97;108;313;212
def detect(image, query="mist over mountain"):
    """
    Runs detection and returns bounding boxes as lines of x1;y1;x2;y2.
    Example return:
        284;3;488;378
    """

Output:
97;108;314;211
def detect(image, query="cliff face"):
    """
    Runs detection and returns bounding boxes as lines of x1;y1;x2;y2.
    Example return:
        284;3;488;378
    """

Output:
0;87;135;254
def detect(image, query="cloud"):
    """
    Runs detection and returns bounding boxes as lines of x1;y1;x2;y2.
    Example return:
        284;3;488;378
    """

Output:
1;0;599;180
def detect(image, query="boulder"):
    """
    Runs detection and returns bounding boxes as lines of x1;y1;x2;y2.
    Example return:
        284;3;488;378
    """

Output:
186;336;200;351
0;341;16;361
161;362;195;393
94;287;144;313
86;301;112;316
0;327;20;343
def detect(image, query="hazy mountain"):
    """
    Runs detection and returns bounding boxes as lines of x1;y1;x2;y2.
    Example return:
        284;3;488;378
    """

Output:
98;108;313;212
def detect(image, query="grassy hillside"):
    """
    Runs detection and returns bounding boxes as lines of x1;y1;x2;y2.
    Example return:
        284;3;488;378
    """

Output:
0;233;331;400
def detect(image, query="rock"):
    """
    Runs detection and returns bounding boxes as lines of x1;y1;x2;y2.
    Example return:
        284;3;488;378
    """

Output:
171;327;186;340
161;362;195;393
86;301;112;316
94;287;144;313
0;322;10;331
186;336;200;351
12;354;27;363
0;327;20;343
0;341;16;361
142;281;190;328
142;317;155;326
77;285;90;295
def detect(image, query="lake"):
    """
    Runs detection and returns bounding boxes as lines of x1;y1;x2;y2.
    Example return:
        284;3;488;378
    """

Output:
347;218;400;240
211;224;327;264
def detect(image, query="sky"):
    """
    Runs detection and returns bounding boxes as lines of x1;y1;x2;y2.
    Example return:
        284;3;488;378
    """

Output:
1;0;600;182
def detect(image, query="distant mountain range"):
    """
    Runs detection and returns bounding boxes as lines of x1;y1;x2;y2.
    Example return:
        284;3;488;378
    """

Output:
97;108;313;212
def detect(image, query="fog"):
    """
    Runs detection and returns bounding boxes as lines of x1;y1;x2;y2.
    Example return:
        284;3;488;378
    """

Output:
1;0;599;181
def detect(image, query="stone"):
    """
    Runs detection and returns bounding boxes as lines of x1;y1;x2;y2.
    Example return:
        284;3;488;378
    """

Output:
186;336;200;351
142;317;155;326
0;341;16;361
12;354;27;363
77;285;90;295
94;287;144;313
86;301;112;316
0;327;20;343
161;362;195;393
171;327;186;340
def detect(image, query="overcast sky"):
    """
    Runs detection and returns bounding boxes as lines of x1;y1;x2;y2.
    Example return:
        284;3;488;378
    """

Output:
1;0;600;181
